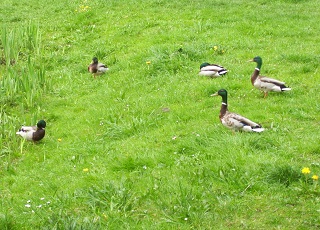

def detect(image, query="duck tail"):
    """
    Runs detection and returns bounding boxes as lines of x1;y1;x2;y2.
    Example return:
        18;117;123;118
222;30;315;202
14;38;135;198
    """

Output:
218;69;228;76
16;131;26;137
252;127;265;133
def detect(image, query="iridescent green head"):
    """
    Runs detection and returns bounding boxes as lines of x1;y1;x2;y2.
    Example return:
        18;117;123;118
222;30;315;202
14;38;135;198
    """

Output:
200;62;211;69
211;89;228;103
250;56;262;69
92;57;98;64
216;89;227;97
37;120;46;129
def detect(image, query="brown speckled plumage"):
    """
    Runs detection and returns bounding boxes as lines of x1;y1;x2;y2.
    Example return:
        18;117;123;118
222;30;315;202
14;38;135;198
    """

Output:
212;89;264;132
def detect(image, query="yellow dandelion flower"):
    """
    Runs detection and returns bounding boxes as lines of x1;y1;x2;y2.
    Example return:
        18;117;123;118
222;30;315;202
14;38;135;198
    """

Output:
146;61;151;65
213;46;218;51
301;167;311;175
58;138;62;142
83;168;89;172
312;175;319;180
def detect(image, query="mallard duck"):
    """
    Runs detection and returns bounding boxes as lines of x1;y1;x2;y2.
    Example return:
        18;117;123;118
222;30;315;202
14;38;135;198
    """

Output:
88;57;109;78
211;89;264;132
199;62;228;78
16;120;46;141
249;56;291;98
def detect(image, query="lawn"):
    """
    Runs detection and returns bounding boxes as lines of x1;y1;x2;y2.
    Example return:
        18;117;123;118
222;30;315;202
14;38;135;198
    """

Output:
1;0;320;229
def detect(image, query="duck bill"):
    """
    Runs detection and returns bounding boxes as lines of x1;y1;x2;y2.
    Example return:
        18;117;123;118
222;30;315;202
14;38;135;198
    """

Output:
248;59;254;62
210;92;219;97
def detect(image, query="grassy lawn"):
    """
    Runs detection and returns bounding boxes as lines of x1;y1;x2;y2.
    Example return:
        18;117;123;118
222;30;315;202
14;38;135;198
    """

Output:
1;0;320;228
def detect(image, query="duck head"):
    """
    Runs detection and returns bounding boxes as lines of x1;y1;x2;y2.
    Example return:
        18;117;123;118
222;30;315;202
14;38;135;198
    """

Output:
249;56;262;69
249;56;262;64
92;57;99;64
211;89;227;97
37;120;46;129
200;62;211;69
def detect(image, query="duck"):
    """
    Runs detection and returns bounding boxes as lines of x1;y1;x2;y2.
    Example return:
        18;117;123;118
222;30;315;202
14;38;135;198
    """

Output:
211;89;264;132
199;62;228;78
249;56;291;98
88;57;109;78
16;120;46;141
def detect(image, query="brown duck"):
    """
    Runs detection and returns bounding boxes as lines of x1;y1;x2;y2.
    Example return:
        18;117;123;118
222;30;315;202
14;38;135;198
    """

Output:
249;56;291;98
16;120;46;141
211;89;264;132
199;62;228;78
88;57;109;78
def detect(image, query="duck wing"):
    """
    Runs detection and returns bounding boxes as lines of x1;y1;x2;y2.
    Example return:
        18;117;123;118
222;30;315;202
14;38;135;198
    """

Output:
16;129;35;141
259;76;285;86
19;125;37;132
200;64;224;72
223;112;264;132
255;76;291;92
228;112;261;127
199;64;227;77
97;63;109;73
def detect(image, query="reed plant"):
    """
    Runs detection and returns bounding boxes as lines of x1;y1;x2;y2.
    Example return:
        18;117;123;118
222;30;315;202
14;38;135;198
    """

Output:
1;26;21;66
0;22;51;157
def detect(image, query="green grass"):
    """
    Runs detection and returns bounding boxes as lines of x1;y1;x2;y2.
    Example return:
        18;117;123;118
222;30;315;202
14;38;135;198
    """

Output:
1;0;320;228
